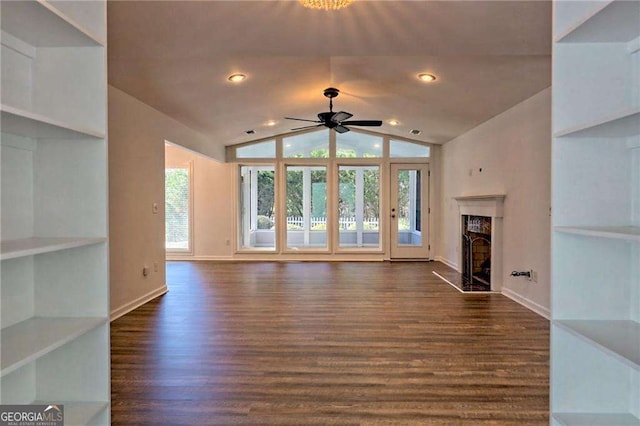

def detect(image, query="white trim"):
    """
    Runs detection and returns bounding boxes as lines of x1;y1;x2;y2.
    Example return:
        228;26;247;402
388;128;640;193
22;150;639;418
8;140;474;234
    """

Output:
432;271;464;293
501;287;550;320
110;285;168;321
434;256;459;271
432;270;499;294
167;255;234;261
170;255;385;262
454;194;506;218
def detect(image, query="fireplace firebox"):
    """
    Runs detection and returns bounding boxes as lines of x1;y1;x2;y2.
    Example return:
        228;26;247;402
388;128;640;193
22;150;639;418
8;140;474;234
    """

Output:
461;215;492;291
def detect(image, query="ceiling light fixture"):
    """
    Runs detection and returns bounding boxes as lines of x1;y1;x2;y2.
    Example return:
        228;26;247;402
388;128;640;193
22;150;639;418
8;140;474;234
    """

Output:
228;73;246;83
417;73;436;82
266;120;277;127
389;119;400;126
299;0;354;11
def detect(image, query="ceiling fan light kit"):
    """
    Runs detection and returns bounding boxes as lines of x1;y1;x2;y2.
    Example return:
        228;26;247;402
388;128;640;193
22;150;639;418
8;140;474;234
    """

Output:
299;0;354;11
285;87;382;134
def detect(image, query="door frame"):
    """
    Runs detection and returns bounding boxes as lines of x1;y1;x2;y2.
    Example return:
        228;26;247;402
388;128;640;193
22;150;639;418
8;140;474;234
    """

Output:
389;163;430;260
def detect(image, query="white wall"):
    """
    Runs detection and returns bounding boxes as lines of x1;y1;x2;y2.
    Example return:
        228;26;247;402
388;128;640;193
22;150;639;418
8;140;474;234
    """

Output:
165;143;234;260
438;87;551;317
109;86;219;319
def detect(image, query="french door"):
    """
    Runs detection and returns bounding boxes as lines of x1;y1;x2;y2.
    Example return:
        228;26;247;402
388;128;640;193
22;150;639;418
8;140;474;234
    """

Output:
390;163;430;259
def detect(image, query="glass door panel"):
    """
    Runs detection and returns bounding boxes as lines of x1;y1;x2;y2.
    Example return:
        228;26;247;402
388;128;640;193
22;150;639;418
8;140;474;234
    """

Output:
338;165;381;249
239;165;276;250
390;164;429;259
285;165;328;249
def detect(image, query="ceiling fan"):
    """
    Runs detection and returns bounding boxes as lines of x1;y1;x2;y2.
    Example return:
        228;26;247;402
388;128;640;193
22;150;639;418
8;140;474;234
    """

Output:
285;87;382;134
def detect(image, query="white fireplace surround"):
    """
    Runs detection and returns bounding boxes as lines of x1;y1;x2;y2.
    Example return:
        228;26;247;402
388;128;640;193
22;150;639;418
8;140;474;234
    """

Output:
454;194;506;291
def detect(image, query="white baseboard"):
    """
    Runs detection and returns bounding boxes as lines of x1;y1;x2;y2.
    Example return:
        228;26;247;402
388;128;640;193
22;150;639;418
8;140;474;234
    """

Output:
434;256;459;271
501;287;550;320
110;285;168;321
167;255;386;262
166;255;234;261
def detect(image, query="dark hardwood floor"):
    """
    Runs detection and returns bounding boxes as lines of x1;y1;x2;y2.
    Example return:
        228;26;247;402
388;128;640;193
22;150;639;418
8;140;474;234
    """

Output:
111;261;549;425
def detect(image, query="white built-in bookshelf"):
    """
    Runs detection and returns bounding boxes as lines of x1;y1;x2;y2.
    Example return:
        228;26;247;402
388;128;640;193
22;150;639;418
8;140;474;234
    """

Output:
0;1;109;424
552;0;640;424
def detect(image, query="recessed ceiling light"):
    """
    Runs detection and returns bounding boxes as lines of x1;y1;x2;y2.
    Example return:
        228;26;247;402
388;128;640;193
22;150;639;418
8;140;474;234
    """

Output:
228;73;246;83
388;119;400;126
417;73;436;82
245;129;255;135
409;129;422;135
266;120;277;126
299;0;354;11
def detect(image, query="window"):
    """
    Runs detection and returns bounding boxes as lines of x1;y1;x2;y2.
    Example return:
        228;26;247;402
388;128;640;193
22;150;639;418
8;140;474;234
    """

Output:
338;165;380;248
283;130;329;158
285;166;327;249
236;140;276;158
231;128;431;255
336;132;382;158
390;139;430;158
165;164;191;251
239;166;276;250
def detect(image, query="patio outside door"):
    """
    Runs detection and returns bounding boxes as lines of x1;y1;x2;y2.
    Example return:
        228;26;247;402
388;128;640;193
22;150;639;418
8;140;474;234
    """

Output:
390;163;430;259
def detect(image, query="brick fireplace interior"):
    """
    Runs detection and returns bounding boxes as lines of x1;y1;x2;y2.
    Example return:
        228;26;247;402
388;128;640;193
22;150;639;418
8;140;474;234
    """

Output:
461;215;492;291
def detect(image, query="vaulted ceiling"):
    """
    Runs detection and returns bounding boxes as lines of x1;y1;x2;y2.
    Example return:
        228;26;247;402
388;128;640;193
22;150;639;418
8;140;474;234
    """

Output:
107;1;551;147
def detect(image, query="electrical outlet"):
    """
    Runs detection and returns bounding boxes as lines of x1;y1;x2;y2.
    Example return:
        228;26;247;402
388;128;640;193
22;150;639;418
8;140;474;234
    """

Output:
530;270;538;282
226;239;230;246
154;262;159;272
152;203;159;214
143;266;149;277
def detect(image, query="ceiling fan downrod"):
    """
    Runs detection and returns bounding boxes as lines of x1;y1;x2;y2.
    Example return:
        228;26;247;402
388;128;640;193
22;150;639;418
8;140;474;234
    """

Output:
323;87;340;113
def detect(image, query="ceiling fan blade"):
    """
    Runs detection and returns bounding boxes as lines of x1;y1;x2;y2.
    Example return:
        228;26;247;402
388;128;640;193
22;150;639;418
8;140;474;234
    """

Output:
291;124;323;131
285;117;321;123
334;125;350;134
331;111;353;123
340;120;383;127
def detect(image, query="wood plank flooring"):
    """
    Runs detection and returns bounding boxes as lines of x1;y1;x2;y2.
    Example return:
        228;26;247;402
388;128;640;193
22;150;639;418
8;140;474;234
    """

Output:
111;261;549;425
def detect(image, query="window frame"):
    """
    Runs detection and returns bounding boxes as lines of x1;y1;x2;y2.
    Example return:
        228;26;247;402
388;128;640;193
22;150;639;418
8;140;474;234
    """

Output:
236;163;278;253
229;128;432;255
165;160;194;255
335;162;383;252
281;162;331;253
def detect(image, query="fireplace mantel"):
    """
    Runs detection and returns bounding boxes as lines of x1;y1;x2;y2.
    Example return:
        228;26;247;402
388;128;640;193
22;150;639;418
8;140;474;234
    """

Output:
454;194;506;218
453;194;506;291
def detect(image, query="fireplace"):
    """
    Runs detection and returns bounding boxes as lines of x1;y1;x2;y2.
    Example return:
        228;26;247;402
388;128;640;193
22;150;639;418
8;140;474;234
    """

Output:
453;195;505;292
461;215;492;291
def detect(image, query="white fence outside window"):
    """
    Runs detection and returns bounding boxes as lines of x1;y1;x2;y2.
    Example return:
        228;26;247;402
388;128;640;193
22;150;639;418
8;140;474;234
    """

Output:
266;216;379;230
